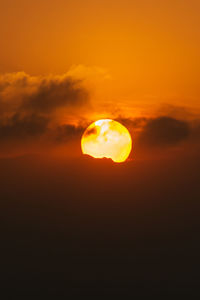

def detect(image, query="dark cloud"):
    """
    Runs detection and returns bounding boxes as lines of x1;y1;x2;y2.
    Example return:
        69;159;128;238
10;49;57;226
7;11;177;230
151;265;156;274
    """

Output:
0;72;89;115
0;113;49;141
51;124;84;143
21;77;89;113
116;117;147;130
0;72;89;149
84;127;97;137
138;116;190;147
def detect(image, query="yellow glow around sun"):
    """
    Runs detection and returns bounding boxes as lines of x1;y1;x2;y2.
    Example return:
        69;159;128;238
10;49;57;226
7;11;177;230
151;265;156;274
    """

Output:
81;119;132;163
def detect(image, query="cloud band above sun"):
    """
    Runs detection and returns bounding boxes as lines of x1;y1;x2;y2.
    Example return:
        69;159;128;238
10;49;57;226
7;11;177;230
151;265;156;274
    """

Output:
0;70;199;159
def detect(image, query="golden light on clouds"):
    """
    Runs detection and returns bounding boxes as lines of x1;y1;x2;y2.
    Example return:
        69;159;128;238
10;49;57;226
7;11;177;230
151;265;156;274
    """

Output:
81;119;132;163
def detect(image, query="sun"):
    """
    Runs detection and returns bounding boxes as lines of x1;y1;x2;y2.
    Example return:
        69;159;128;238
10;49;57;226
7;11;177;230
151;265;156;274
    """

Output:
81;119;132;163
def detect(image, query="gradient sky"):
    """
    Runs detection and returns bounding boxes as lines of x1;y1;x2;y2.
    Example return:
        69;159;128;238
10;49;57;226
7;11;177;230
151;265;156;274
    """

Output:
0;0;200;158
1;0;200;115
1;2;200;295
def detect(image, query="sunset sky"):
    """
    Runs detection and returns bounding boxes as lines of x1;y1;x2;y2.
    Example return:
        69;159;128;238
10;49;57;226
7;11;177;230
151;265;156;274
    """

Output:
1;0;200;296
0;0;200;159
1;0;200;114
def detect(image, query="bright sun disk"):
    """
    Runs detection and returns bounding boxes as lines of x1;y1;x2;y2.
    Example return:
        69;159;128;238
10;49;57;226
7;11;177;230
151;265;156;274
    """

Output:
81;119;132;163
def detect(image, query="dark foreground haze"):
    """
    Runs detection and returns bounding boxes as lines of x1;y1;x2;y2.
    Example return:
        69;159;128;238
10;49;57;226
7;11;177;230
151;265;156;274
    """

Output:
1;151;199;296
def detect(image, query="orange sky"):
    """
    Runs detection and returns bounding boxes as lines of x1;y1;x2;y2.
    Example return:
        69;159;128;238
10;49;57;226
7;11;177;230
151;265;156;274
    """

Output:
1;2;200;293
1;0;200;117
0;0;200;159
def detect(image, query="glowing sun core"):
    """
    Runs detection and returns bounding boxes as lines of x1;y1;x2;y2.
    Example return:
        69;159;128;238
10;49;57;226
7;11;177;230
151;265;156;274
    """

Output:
81;119;132;163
